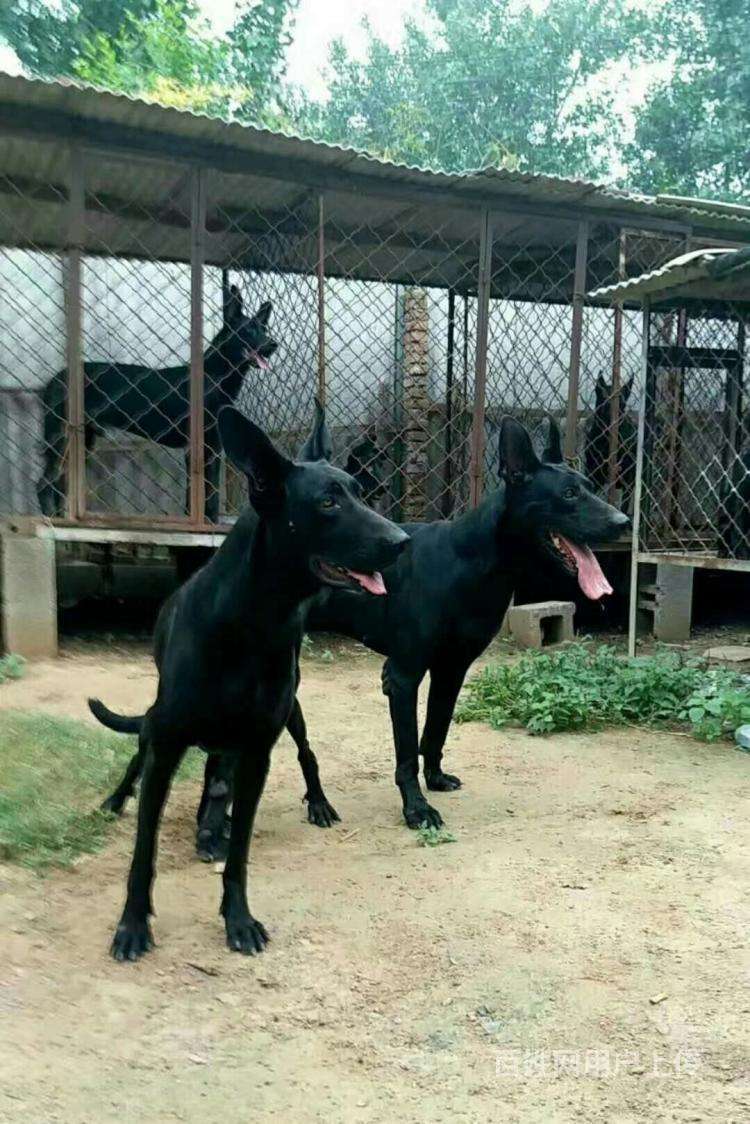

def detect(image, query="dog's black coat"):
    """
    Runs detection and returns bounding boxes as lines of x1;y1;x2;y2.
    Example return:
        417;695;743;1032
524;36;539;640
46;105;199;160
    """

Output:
90;405;408;959
584;375;636;506
37;287;276;522
103;413;628;851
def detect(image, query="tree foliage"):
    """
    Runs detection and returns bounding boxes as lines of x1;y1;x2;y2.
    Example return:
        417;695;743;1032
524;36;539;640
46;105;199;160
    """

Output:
625;0;750;201
1;0;297;125
294;0;660;179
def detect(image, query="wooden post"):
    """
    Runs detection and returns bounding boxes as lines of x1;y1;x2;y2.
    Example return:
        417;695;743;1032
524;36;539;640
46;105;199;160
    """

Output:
189;167;207;526
401;287;430;521
65;146;85;521
564;220;590;462
317;193;326;405
468;209;492;506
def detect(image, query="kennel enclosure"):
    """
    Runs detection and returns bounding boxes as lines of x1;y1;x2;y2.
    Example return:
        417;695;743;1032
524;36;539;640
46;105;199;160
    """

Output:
591;247;750;651
1;73;750;655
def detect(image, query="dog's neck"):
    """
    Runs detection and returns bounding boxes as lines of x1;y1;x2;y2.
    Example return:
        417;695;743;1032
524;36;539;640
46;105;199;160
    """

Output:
217;510;318;640
203;329;249;382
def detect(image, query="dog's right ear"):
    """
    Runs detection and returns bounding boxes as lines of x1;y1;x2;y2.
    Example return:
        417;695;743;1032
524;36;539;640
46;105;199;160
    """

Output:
498;416;540;484
543;417;563;464
298;396;333;462
218;407;292;511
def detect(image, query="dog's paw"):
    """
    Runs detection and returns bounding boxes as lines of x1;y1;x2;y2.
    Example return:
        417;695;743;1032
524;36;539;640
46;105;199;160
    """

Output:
111;917;154;962
425;769;462;792
404;802;444;830
196;828;229;863
225;914;269;955
100;792;129;816
306;796;341;828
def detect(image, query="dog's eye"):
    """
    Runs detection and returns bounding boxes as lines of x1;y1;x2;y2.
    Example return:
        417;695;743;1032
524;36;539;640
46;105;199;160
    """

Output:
563;487;578;500
320;497;337;510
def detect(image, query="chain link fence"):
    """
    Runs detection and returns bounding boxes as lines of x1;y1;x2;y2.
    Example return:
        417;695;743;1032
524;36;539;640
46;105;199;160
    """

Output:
639;302;749;560
2;111;745;542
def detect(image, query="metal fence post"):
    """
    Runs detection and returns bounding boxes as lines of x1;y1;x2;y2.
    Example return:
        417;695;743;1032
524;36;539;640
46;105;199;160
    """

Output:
469;209;492;506
564;220;590;462
317;193;326;405
189;166;207;526
628;299;651;657
65;145;85;521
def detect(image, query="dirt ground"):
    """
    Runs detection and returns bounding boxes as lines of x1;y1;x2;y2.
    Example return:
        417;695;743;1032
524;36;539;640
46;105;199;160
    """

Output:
1;639;749;1124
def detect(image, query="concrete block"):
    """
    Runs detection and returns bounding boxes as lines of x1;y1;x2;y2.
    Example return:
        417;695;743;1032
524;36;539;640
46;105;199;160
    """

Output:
507;600;575;649
1;529;58;659
638;562;694;642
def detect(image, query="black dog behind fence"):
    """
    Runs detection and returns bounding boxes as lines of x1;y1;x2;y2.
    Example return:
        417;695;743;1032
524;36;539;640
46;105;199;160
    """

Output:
36;287;276;523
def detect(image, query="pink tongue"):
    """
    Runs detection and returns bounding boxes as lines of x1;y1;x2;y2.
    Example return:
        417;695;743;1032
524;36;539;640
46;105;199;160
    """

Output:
559;536;613;600
347;570;386;595
251;351;270;371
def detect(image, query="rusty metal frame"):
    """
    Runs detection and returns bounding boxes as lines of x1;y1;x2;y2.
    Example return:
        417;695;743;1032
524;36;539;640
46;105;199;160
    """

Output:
468;209;492;506
64;145;86;521
317;193;326;405
189;166;207;527
564;220;590;462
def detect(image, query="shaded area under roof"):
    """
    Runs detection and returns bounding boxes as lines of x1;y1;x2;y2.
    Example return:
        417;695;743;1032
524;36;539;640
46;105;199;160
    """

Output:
1;72;750;301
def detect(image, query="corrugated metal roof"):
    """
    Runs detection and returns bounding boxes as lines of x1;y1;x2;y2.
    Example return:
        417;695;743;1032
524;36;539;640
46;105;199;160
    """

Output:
1;71;750;236
588;247;750;305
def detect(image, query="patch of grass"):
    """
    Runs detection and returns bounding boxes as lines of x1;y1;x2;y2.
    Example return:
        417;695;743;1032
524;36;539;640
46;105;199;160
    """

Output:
0;710;202;870
455;643;750;742
416;825;458;847
0;654;25;684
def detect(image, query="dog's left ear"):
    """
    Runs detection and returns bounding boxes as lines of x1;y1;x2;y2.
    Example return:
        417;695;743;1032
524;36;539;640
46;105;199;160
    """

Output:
218;406;292;511
498;416;540;484
621;377;634;407
298;396;333;462
543;417;563;464
251;301;273;329
226;284;244;325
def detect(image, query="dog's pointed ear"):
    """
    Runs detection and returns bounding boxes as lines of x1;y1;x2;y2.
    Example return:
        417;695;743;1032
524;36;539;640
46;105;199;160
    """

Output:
498;416;540;484
298;396;333;462
621;377;634;407
218;407;292;511
595;373;607;405
543;417;563;464
251;300;273;329
225;284;244;326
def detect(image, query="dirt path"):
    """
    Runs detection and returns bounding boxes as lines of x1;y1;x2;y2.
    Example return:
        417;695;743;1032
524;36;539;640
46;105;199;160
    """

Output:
1;643;749;1123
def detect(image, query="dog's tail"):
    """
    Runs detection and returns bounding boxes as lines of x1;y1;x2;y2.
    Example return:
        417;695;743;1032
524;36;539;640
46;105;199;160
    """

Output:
88;697;144;735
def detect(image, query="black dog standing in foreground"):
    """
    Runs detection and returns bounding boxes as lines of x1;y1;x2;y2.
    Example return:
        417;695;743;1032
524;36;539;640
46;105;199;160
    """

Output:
185;413;630;843
90;405;408;959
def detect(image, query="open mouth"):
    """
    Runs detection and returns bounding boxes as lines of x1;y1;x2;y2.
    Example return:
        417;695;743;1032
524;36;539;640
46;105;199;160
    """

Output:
312;558;386;595
550;533;613;600
246;348;272;371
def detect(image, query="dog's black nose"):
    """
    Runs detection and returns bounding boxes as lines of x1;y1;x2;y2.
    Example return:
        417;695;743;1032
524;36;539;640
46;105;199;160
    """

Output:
612;512;630;531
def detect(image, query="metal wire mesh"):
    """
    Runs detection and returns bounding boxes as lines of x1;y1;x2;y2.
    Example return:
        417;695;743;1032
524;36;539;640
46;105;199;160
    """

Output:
3;120;744;542
639;302;749;560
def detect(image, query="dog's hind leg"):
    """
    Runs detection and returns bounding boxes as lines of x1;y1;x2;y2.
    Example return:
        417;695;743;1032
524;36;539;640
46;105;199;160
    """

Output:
111;728;185;961
382;658;443;829
419;663;467;792
195;754;233;862
221;747;271;955
101;749;144;815
287;697;340;828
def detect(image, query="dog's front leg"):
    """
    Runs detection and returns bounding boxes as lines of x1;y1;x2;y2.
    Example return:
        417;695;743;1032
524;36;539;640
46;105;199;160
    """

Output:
420;663;467;793
382;659;442;829
111;733;184;961
287;697;340;828
221;748;271;954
